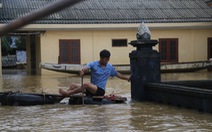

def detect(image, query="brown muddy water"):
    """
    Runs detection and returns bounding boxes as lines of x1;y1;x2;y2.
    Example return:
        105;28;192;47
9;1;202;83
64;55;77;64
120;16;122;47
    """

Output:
0;69;212;131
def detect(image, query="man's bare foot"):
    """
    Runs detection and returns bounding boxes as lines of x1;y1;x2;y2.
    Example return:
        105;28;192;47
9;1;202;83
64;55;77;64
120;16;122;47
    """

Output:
59;88;69;96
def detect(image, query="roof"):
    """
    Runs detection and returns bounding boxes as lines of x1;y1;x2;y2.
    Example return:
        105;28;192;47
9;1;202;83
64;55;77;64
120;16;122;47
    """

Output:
0;0;211;24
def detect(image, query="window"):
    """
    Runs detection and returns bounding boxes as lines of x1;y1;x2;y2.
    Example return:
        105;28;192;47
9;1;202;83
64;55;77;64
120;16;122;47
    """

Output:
208;38;212;59
112;39;128;47
59;39;80;64
159;38;178;63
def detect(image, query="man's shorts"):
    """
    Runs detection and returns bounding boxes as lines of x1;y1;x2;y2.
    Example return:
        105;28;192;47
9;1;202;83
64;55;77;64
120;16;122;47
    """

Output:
86;87;105;97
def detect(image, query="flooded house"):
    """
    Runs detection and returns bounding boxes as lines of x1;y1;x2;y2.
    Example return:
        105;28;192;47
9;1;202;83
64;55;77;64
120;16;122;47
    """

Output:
0;0;211;75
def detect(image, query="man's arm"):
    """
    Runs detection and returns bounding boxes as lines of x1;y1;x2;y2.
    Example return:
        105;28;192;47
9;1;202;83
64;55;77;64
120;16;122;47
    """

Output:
116;72;131;82
80;66;89;75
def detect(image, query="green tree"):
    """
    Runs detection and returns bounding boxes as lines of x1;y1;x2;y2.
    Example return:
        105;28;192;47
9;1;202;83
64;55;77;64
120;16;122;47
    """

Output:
1;36;11;51
1;36;12;56
15;36;26;50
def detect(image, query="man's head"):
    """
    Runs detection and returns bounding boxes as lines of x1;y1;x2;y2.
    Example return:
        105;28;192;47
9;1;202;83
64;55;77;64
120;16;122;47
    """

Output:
100;49;111;58
99;49;110;65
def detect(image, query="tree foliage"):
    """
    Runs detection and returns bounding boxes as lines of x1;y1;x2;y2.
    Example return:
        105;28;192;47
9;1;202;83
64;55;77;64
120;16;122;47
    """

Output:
1;36;26;56
1;36;12;51
15;36;26;50
1;36;12;56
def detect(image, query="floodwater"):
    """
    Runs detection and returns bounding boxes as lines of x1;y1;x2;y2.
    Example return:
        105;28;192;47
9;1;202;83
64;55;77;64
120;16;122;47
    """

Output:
0;69;212;131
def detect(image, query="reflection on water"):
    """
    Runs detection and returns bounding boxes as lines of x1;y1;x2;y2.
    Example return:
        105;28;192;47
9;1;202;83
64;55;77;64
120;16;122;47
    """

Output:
161;70;212;81
0;69;212;131
130;102;212;131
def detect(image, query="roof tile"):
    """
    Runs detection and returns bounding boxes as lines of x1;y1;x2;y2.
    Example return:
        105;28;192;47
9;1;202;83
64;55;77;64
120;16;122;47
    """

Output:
0;0;211;24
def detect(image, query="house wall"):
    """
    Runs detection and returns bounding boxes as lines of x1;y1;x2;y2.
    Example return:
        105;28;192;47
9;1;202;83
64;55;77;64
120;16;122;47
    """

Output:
40;30;135;65
40;28;212;73
153;28;212;62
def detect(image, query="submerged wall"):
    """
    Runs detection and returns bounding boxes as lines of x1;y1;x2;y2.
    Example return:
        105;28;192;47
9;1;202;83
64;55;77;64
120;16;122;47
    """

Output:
146;82;212;113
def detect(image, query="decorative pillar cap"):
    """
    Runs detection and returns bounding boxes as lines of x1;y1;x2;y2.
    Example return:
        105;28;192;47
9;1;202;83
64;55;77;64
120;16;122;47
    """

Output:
129;22;158;50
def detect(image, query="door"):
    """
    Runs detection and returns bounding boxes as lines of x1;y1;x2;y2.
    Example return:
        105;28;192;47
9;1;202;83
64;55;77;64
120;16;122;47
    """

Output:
59;39;80;64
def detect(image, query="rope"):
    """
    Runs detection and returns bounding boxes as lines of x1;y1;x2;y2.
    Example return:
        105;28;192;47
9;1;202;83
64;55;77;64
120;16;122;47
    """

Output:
43;93;46;104
6;91;12;105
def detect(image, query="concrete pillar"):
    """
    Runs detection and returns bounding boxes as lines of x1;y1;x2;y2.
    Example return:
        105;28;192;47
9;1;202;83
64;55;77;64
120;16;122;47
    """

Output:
129;39;160;101
35;34;41;75
26;35;31;74
0;37;2;76
30;35;36;75
25;34;41;75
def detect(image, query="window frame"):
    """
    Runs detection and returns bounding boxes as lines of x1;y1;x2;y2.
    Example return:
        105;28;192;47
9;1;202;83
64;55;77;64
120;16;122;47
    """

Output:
112;39;128;47
59;39;80;64
159;38;179;63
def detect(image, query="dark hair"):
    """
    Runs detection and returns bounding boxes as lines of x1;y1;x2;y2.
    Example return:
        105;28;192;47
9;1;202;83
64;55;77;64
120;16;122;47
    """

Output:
100;49;111;58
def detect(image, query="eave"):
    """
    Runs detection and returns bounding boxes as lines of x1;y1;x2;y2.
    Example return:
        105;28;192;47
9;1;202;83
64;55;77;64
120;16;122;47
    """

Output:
0;22;211;32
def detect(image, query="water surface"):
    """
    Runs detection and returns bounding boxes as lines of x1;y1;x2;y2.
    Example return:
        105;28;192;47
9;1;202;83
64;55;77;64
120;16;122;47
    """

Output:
0;69;212;131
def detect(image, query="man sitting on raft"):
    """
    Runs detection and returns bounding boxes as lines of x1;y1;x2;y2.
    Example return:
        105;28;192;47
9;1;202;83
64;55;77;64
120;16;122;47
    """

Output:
59;49;130;97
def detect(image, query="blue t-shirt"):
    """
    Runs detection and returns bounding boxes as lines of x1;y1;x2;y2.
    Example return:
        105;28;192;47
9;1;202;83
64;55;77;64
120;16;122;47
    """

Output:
86;61;118;91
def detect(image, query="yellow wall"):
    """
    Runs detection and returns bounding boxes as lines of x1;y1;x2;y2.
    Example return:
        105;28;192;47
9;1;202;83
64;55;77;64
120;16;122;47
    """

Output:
40;30;135;65
41;30;93;64
152;29;212;62
40;28;212;68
